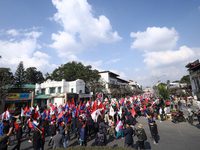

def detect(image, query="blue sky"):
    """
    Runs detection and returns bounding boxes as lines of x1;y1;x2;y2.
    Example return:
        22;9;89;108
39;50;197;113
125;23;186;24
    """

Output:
0;0;200;88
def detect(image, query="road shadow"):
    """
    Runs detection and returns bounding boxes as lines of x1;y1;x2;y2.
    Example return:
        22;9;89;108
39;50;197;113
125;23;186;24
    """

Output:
135;141;151;150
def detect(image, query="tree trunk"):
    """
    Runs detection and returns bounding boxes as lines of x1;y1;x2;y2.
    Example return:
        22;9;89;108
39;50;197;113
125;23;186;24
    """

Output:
0;96;6;114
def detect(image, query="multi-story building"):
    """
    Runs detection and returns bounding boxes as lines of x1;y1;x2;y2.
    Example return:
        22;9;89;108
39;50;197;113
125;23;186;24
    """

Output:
35;79;88;107
185;59;200;99
99;71;141;98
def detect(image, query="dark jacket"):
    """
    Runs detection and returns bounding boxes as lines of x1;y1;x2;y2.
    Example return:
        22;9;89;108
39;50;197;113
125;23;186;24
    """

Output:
127;116;135;125
16;127;23;140
114;113;120;123
97;116;103;127
33;130;41;149
124;126;134;144
95;129;107;146
152;124;158;135
99;122;109;134
80;127;86;141
49;124;56;136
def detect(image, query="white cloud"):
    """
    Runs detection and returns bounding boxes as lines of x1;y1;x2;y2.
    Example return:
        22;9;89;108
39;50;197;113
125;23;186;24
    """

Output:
50;0;122;57
130;27;200;87
7;29;20;36
130;27;179;52
198;6;200;10
0;29;56;74
135;68;140;72
143;46;199;69
106;58;122;64
125;68;129;70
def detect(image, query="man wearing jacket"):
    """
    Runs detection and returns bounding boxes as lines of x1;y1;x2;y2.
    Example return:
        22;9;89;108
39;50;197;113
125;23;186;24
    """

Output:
12;123;23;150
124;122;134;148
0;127;13;150
152;121;158;145
59;122;66;148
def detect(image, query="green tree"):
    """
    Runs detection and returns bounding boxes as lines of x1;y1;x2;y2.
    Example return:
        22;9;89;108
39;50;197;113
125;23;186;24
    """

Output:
180;75;190;84
158;85;169;101
14;61;26;87
47;61;99;82
0;68;14;113
25;67;44;84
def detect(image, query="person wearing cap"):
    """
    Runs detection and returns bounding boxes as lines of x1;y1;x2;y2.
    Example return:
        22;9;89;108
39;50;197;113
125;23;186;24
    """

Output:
59;122;66;148
11;123;23;150
51;128;63;149
124;121;134;148
48;121;56;146
135;124;145;150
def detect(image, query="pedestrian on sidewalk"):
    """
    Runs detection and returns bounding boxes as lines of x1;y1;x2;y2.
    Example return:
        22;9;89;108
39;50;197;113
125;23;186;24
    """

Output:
152;121;158;145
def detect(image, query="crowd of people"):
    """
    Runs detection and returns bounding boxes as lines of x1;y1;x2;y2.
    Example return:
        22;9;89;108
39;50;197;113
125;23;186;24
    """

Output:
0;94;199;150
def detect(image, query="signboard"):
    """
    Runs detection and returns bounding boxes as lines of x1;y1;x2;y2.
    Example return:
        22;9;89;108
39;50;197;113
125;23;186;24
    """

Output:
79;94;92;98
8;93;30;100
67;93;79;99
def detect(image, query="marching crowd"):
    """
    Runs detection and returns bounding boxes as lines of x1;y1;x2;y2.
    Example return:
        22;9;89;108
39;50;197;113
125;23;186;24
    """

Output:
0;94;199;150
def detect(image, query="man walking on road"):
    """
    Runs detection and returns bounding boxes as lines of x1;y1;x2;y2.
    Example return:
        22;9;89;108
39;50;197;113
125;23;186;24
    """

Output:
187;107;193;124
152;121;158;145
52;129;63;149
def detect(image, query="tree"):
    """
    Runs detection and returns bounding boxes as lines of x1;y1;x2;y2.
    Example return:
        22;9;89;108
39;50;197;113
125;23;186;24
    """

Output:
46;61;99;82
25;67;44;84
14;61;26;87
158;85;169;102
180;75;190;84
0;68;14;113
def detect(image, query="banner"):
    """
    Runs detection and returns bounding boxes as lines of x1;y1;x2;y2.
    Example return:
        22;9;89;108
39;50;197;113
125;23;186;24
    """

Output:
9;103;16;113
8;93;29;100
8;93;20;99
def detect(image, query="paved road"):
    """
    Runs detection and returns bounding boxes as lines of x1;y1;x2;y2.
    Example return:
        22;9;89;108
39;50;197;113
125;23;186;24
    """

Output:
8;113;200;150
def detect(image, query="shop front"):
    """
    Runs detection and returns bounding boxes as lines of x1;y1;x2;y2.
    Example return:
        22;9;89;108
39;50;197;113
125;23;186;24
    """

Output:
67;93;79;104
5;93;31;115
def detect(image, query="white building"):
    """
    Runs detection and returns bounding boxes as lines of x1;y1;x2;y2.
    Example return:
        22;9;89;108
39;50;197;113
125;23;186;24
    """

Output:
169;82;187;88
35;79;85;107
186;59;200;99
129;80;142;90
99;71;141;98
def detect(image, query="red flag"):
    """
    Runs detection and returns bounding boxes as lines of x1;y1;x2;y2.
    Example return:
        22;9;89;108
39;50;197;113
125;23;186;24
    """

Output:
132;107;136;116
98;102;106;110
28;120;34;129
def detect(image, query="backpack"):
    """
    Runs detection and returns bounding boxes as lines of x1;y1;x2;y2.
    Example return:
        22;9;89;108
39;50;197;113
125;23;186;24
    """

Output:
97;133;104;143
142;129;147;141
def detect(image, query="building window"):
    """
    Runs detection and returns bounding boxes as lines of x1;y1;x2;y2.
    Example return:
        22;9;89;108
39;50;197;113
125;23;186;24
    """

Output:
58;87;61;93
71;88;73;93
41;89;45;95
50;87;55;94
80;90;82;94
